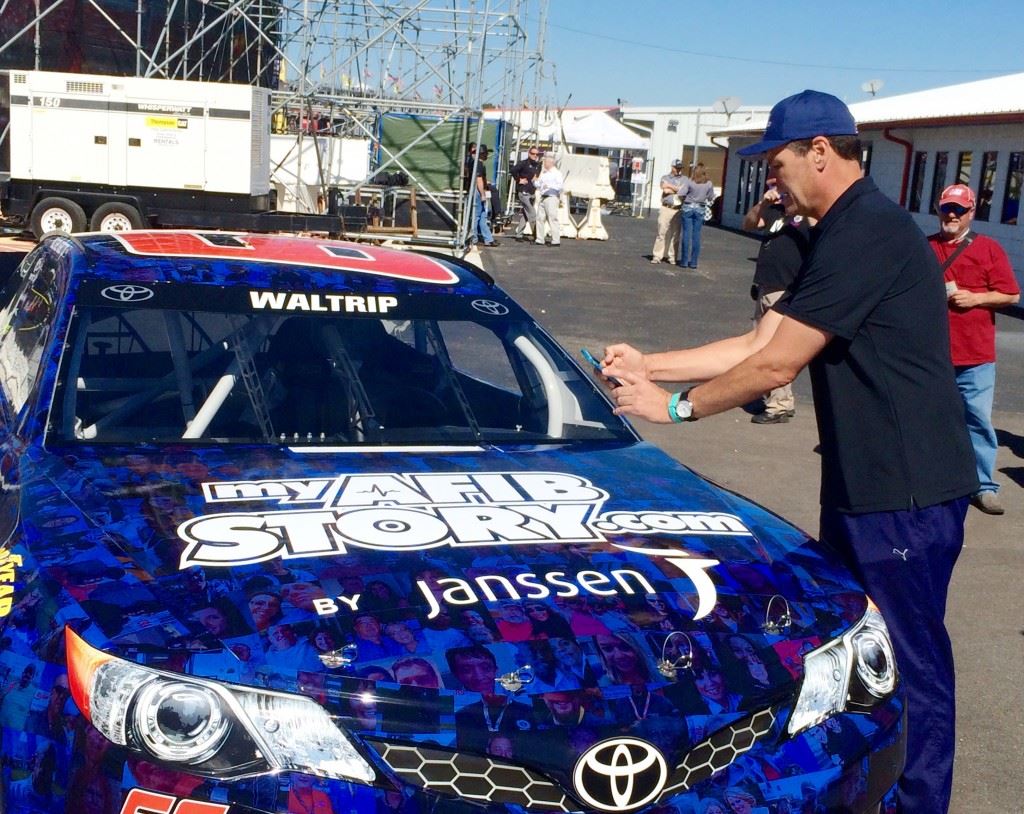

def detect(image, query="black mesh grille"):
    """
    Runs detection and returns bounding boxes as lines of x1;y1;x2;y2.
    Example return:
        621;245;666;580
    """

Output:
368;705;780;811
659;706;779;800
367;739;573;812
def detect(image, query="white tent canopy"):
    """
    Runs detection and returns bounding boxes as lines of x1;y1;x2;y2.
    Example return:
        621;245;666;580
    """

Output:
487;108;649;152
561;110;649;151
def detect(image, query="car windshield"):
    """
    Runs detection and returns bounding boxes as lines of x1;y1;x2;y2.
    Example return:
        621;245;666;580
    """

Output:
50;300;633;446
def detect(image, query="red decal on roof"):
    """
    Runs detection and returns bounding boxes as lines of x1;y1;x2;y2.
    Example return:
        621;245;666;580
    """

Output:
111;232;459;285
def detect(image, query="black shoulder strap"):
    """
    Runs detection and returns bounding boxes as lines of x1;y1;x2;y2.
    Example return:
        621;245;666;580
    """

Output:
941;233;976;273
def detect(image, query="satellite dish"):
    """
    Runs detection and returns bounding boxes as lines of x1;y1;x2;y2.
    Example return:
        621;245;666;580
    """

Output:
713;96;742;115
861;79;884;97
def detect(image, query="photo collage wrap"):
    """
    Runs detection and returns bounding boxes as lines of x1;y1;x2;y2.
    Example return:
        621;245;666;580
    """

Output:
1;447;898;812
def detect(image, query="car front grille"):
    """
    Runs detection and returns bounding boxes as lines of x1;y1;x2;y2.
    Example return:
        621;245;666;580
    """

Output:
368;705;780;810
658;705;779;800
367;739;573;812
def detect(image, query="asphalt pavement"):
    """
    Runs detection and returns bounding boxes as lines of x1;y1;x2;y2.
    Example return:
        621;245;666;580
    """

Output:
482;212;1024;814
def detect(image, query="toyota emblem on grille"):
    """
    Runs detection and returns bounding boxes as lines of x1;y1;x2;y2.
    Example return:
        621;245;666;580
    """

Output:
471;299;509;316
572;737;667;812
101;284;154;302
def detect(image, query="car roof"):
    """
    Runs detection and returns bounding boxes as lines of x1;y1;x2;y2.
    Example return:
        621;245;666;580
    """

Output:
54;231;497;297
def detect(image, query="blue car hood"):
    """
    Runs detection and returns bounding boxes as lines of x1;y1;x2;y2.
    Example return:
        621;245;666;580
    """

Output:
17;440;866;774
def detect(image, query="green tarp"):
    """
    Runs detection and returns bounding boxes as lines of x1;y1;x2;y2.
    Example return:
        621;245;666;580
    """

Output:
377;114;506;193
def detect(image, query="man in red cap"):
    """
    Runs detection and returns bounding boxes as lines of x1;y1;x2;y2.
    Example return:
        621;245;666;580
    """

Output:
928;183;1020;515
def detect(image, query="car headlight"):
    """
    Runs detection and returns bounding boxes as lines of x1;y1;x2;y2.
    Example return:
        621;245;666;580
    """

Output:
66;627;375;782
788;602;898;735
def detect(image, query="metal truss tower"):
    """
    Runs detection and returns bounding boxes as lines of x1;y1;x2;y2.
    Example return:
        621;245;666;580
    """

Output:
0;1;548;247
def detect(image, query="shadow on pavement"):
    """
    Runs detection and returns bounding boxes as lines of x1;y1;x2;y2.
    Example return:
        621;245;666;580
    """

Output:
996;427;1024;458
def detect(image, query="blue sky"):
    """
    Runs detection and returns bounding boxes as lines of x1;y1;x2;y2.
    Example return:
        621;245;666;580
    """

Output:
539;1;1024;108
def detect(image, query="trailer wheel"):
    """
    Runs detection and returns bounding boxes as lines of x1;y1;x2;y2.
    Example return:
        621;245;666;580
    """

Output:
30;197;87;239
90;202;144;233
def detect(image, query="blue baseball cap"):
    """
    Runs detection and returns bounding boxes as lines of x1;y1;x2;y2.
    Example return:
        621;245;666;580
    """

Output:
737;90;858;156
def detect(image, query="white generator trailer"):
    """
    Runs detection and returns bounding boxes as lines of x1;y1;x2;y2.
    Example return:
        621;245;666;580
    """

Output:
0;70;364;238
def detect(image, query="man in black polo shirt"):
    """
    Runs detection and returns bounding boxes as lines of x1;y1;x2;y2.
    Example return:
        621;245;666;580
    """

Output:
600;90;976;814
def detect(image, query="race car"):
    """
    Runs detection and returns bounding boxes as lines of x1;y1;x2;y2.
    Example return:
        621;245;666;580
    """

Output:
0;231;903;814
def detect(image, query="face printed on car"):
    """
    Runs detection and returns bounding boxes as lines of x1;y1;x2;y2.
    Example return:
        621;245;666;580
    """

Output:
282;581;327;610
248;593;280;629
268;624;297;650
452;653;497;693
195;606;228;635
394;659;439;689
695;665;727;702
596;634;638;675
354;614;383;641
729;636;761;664
385;621;416;645
551;636;582;663
544;692;582;723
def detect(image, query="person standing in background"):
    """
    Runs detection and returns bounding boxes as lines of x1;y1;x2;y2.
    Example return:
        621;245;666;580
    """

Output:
679;163;716;269
471;144;499;247
743;181;812;424
511;146;541;241
651;159;688;264
535;154;564;247
928;183;1020;515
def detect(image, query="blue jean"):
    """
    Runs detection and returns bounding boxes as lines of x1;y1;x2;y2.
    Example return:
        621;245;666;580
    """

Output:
820;496;968;814
954;362;998;493
472;189;494;244
679;204;704;266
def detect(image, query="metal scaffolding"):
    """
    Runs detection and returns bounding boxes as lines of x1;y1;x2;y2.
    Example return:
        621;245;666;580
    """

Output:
0;1;548;247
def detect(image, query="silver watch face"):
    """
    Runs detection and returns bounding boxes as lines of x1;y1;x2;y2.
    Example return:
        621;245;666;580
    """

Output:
674;398;693;420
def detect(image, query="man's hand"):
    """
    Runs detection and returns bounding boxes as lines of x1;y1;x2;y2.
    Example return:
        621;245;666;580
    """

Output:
948;290;981;309
518;177;527;185
609;371;673;422
602;343;648;380
948;288;1019;310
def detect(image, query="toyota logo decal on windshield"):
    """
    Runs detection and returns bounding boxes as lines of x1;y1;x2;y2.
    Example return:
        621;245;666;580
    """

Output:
101;284;154;303
470;299;509;316
572;737;668;812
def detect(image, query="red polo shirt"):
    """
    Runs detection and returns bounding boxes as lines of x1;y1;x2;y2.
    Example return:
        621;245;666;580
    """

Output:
928;232;1019;366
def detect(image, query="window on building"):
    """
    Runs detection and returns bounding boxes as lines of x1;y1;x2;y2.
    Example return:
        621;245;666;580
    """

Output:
1000;151;1023;225
930;152;949;214
861;142;873;175
667;119;678;133
909;151;928;212
956;151;973;185
975;151;998;221
735;159;747;214
753;160;765;207
744;160;763;213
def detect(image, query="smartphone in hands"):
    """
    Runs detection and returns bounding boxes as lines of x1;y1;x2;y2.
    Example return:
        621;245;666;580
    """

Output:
581;348;622;387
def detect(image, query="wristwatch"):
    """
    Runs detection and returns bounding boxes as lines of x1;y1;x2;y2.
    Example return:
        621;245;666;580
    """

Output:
668;390;697;423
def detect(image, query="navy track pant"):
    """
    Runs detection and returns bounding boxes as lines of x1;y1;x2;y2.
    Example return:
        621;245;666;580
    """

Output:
820;496;968;814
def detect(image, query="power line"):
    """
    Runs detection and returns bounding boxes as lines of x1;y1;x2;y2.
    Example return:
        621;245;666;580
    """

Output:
545;21;1022;75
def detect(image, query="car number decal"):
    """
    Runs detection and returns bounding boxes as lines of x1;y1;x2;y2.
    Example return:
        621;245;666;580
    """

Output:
119;789;229;814
111;232;460;284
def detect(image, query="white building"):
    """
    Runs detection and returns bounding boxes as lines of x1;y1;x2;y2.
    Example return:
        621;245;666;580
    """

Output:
712;74;1024;281
620;105;772;209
